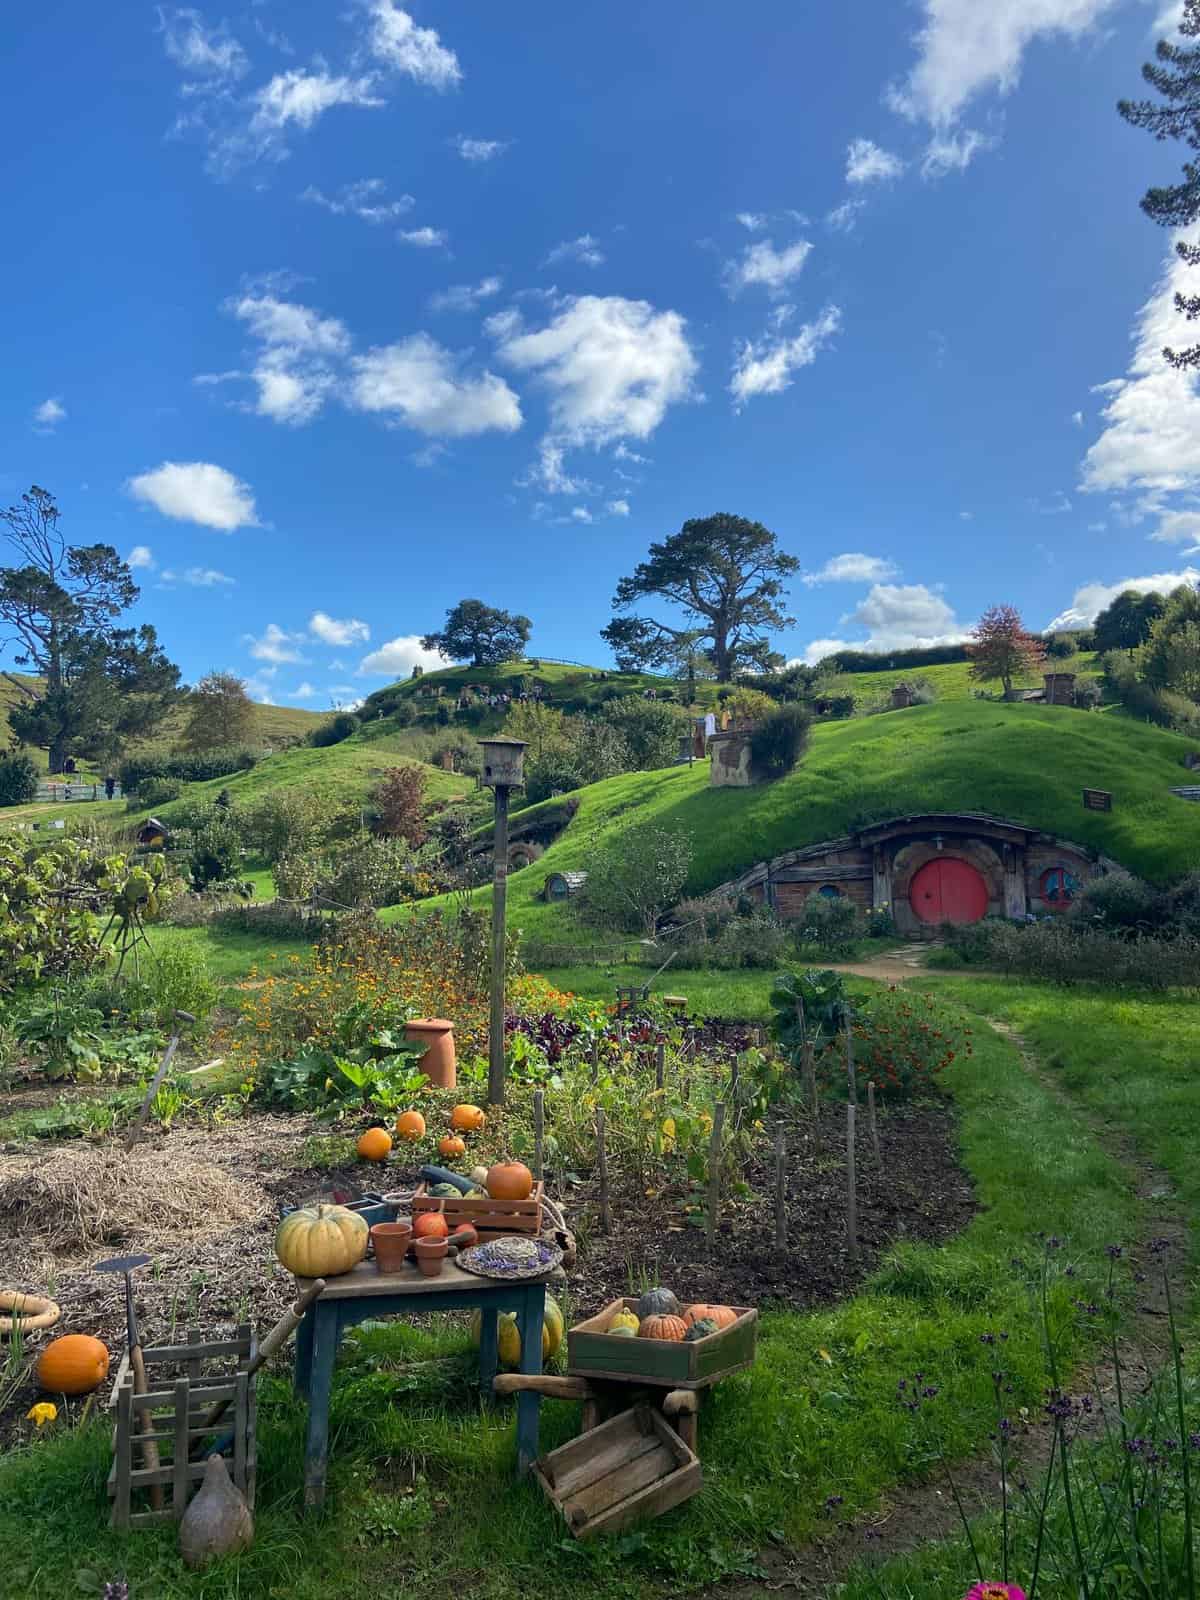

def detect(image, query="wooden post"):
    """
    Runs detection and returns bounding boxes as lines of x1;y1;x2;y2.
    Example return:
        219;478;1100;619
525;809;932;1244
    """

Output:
706;1101;726;1249
773;1122;787;1251
590;1036;599;1088
867;1081;881;1167
655;1042;665;1092
845;1013;858;1260
533;1089;544;1181
596;1108;611;1235
173;1378;189;1518
729;1055;740;1103
487;783;511;1107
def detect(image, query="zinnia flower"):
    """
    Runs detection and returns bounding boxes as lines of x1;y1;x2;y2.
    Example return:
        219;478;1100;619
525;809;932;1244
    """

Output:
26;1402;57;1427
964;1585;1026;1600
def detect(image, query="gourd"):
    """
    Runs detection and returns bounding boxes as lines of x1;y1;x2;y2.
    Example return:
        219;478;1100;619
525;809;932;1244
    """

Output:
608;1308;640;1336
356;1128;392;1163
609;1323;637;1338
413;1212;449;1240
486;1160;534;1201
179;1454;254;1569
471;1294;563;1367
639;1314;688;1342
469;1165;489;1187
430;1181;460;1197
683;1303;738;1331
275;1204;368;1278
684;1317;719;1342
636;1287;680;1320
438;1135;467;1160
451;1104;486;1132
395;1110;426;1142
36;1333;109;1395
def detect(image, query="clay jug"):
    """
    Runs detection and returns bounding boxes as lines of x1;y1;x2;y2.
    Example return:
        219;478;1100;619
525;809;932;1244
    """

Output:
405;1018;456;1088
179;1454;254;1569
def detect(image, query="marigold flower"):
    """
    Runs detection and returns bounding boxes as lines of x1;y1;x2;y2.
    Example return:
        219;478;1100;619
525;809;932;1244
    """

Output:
26;1402;57;1427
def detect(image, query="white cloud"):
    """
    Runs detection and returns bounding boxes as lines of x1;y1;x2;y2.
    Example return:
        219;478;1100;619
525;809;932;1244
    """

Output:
1151;510;1200;545
802;552;900;587
398;225;448;248
846;138;904;184
310;610;370;646
796;637;851;666
826;199;865;233
291;681;317;700
724;237;812;297
607;498;631;517
495;294;699;447
223;292;350;425
543;234;605;269
159;7;248;80
736;212;768;231
358;634;449;677
161;566;236;587
32;396;66;431
846;583;967;650
613;442;649;465
920;127;991;178
349;332;522;436
519;440;595;496
246;622;308;664
250;69;382;139
126;461;259;531
570;506;593;523
1072;410;1084;426
301;179;413;222
127;545;156;570
1045;567;1200;630
959;510;974;521
889;0;1120;130
1030;490;1073;516
429;276;503;313
229;294;351;354
729;305;842;407
453;134;509;162
365;0;462;89
243;672;280;703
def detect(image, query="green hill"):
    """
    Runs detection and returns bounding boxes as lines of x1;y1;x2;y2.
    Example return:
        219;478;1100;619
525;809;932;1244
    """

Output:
387;699;1200;949
820;651;1101;708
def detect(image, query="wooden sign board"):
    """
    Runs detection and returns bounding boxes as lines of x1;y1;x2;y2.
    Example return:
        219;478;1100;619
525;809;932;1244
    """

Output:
1082;788;1113;812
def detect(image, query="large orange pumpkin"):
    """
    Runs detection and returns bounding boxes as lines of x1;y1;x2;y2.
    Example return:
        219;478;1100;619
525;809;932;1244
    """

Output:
639;1314;688;1343
438;1133;467;1160
357;1128;392;1163
683;1303;738;1331
36;1334;110;1395
413;1211;449;1240
486;1160;534;1201
450;1104;486;1133
395;1110;426;1142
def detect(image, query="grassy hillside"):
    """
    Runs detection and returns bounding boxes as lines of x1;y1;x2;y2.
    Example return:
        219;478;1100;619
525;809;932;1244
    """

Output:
388;698;1200;948
822;651;1100;707
363;657;725;716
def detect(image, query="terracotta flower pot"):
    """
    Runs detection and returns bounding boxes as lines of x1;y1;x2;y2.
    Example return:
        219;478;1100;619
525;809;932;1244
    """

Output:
405;1018;457;1089
371;1221;412;1273
414;1237;448;1278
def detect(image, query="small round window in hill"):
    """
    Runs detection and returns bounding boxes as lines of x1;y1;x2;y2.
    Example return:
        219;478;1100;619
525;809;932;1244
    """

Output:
818;884;843;900
1040;866;1080;909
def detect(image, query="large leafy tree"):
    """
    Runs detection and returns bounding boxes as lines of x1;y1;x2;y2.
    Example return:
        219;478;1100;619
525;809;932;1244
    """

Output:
967;604;1046;697
0;486;181;772
1119;0;1200;368
601;513;798;682
421;598;531;668
1093;588;1166;653
183;670;256;751
1137;583;1200;699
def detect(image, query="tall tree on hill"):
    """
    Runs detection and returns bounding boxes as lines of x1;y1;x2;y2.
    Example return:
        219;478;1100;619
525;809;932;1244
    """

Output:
0;486;181;772
421;599;531;668
968;605;1047;698
1119;0;1200;368
1137;583;1200;699
1092;588;1167;653
183;670;256;751
601;513;798;682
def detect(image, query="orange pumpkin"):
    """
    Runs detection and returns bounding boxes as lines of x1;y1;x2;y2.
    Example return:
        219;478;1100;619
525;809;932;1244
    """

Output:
486;1160;534;1201
36;1334;110;1396
438;1133;467;1159
413;1211;449;1240
450;1104;486;1133
356;1128;392;1163
683;1303;738;1331
639;1314;688;1343
395;1110;426;1142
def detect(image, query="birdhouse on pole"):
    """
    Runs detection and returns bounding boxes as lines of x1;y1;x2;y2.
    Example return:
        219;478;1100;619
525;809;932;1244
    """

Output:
479;737;527;789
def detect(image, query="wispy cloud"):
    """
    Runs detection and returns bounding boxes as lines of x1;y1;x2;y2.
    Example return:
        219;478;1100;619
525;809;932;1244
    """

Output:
452;134;510;162
729;305;841;407
802;552;899;586
398;225;448;248
300;178;414;222
845;137;904;184
32;396;67;432
724;237;812;297
543;234;605;269
429;276;503;313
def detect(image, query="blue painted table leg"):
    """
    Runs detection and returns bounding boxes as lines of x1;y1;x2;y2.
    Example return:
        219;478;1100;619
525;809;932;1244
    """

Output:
294;1305;315;1397
303;1303;339;1510
515;1283;545;1477
478;1305;499;1403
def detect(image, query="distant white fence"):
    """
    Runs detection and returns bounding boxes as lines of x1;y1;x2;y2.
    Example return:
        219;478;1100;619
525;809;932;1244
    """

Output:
35;782;122;803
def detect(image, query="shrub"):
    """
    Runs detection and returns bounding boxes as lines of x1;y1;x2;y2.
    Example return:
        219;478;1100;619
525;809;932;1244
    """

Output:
189;814;242;888
322;839;433;909
0;752;38;807
274;850;323;902
749;705;812;779
841;988;971;1100
1045;632;1080;659
118;747;257;792
372;765;427;845
1073;679;1103;709
310;711;360;748
598;699;688;769
524;762;585;804
1071;869;1161;931
142;943;220;1024
949;915;1200;989
134;776;182;808
794;889;859;954
241;789;354;864
576;826;692;937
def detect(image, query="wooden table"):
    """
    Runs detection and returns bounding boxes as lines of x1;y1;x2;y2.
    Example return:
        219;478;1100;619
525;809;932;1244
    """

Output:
293;1259;549;1509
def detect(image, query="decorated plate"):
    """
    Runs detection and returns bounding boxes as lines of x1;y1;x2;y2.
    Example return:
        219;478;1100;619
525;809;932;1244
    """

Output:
456;1236;562;1279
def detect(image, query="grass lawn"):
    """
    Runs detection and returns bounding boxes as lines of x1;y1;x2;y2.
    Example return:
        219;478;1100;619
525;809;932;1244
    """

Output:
822;650;1101;707
541;962;780;1018
0;992;1139;1598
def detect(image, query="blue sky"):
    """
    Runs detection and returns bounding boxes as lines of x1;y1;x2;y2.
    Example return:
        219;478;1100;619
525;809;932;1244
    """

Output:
5;0;1200;705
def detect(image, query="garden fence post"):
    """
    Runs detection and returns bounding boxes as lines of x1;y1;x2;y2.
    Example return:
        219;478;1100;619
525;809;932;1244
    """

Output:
596;1108;611;1235
590;1036;599;1088
773;1122;787;1251
487;782;510;1107
867;1081;881;1167
845;1012;858;1260
706;1100;726;1251
533;1090;544;1181
655;1042;665;1092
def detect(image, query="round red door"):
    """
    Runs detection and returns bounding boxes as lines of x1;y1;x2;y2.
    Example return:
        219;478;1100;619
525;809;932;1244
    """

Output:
909;857;989;924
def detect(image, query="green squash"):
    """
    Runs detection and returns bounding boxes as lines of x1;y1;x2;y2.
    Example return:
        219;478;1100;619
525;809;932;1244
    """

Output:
684;1317;719;1342
636;1286;680;1319
430;1183;460;1197
609;1324;637;1338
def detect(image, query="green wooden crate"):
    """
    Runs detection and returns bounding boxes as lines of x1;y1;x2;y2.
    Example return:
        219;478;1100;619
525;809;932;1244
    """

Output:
566;1298;757;1389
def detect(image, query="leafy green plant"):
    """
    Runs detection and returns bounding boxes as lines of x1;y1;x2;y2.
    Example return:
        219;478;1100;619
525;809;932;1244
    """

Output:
795;889;860;955
0;753;38;808
14;990;105;1081
575;825;692;937
749;703;812;778
769;968;848;1056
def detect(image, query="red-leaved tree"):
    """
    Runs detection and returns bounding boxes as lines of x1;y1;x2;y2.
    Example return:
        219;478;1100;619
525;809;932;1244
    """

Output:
373;765;427;845
967;605;1046;697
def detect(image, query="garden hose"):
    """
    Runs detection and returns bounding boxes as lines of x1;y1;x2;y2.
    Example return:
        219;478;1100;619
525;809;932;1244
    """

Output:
0;1290;62;1336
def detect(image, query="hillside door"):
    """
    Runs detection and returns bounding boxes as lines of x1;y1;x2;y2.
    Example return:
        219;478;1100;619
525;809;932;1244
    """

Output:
909;856;989;925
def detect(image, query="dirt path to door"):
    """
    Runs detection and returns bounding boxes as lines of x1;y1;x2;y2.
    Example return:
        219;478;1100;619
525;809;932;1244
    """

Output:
823;942;990;984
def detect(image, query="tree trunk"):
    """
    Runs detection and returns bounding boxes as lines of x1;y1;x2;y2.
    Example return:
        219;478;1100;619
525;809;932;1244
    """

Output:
712;629;731;682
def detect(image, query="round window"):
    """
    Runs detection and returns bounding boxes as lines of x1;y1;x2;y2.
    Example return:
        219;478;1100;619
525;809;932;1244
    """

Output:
1040;866;1079;908
818;884;843;900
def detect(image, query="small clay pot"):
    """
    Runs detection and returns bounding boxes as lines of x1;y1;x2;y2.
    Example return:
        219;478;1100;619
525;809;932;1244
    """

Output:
371;1221;412;1273
404;1018;457;1089
414;1237;448;1278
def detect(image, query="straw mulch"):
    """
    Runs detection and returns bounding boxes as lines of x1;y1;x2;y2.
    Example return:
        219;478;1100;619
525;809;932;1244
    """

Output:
0;1144;269;1257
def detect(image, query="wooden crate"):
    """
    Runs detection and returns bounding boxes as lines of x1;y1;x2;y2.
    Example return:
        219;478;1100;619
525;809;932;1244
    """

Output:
567;1299;757;1389
106;1325;257;1530
411;1180;544;1241
534;1404;701;1538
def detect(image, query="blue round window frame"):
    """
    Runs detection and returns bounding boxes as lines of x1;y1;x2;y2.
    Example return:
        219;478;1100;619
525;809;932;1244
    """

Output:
1040;866;1079;908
